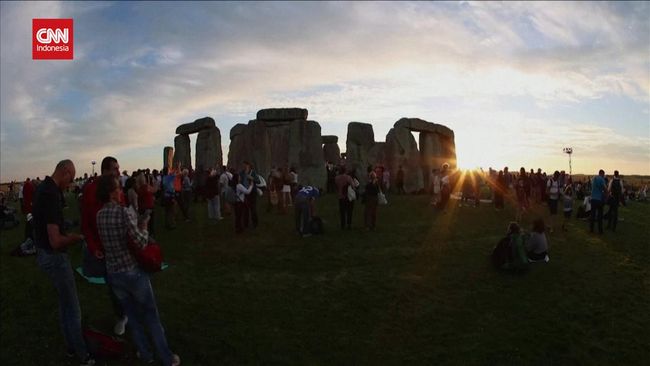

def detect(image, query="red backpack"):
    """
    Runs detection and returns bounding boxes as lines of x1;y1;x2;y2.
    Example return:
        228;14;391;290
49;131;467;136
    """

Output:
83;328;125;359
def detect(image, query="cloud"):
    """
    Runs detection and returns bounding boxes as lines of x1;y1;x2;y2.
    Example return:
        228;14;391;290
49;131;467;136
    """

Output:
1;1;649;181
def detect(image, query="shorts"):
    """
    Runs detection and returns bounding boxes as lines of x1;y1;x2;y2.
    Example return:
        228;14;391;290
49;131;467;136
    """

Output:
548;199;558;215
564;210;572;219
282;185;291;193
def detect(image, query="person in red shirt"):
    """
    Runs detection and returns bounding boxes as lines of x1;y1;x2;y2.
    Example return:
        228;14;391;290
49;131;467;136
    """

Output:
136;173;157;235
81;156;129;335
22;178;35;214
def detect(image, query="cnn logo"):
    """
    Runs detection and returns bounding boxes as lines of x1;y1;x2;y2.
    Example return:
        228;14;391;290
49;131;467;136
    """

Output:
32;19;73;60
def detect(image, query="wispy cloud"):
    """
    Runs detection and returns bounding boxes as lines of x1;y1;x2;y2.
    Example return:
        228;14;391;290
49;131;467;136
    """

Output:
1;1;648;181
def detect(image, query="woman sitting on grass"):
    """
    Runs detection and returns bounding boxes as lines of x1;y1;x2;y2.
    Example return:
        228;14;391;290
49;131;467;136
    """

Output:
526;218;550;263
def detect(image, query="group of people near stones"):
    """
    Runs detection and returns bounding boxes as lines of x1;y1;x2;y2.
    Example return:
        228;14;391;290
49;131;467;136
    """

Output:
4;153;647;364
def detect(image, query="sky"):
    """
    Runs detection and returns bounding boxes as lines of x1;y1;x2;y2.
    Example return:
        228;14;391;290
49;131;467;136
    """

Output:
1;1;649;182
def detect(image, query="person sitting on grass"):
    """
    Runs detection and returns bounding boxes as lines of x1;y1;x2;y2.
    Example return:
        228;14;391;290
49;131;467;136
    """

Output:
493;222;529;272
526;218;550;263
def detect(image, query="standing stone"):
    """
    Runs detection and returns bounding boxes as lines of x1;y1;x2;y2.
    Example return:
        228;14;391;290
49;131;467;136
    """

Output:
385;126;422;193
173;134;191;170
163;146;174;171
346;122;376;186
195;126;223;171
322;135;340;163
227;109;326;188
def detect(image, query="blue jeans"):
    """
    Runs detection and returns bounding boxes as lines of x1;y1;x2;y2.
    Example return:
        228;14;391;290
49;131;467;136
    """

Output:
108;269;173;365
294;197;310;235
36;250;88;361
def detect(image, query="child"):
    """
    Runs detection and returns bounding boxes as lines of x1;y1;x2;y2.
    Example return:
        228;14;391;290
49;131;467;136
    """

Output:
562;186;574;231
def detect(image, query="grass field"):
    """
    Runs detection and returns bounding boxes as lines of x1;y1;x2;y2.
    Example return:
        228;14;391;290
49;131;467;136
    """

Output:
1;192;648;365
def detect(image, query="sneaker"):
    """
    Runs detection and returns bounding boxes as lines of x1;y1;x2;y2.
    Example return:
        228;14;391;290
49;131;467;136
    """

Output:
114;315;128;335
80;354;96;366
301;233;312;238
136;351;154;364
65;348;75;358
171;354;181;366
544;255;550;263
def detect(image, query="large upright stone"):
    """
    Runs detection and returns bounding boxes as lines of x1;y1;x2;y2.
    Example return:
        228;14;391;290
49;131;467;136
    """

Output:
175;117;216;135
345;122;377;186
323;142;341;163
173;134;191;170
227;109;325;188
385;126;422;193
383;118;456;193
195;126;223;171
163;146;174;171
256;108;308;122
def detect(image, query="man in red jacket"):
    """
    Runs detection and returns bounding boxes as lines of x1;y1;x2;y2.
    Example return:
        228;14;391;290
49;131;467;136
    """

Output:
81;156;129;335
22;177;35;214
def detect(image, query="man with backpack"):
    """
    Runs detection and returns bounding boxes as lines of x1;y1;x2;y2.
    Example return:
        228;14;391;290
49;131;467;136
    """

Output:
606;170;624;232
295;185;320;237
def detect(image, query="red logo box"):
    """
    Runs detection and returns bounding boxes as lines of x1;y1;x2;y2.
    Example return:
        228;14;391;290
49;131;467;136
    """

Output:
33;19;74;60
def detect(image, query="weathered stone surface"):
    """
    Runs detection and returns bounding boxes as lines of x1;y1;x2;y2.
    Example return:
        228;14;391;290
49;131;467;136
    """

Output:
230;123;247;140
380;118;457;192
385;127;422;193
227;112;325;188
256;108;308;122
163;146;174;171
323;143;341;163
322;135;338;144
173;134;192;170
195;126;223;171
175;117;216;135
395;117;454;138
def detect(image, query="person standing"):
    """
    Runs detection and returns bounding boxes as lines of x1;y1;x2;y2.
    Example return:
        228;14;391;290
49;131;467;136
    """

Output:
494;171;505;210
161;168;177;230
364;172;380;230
240;162;259;228
205;168;222;222
335;168;356;229
438;163;452;211
179;169;192;222
137;173;157;236
34;160;95;366
22;177;35;215
233;174;254;233
95;176;180;366
546;171;561;233
81;156;130;336
590;169;607;234
396;166;405;194
606;170;624;232
516;168;530;222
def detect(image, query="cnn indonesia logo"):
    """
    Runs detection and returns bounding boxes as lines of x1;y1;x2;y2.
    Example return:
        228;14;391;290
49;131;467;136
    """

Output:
32;19;73;60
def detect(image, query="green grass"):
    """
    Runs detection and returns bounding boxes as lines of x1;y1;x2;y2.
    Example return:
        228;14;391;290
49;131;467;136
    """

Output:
1;193;649;365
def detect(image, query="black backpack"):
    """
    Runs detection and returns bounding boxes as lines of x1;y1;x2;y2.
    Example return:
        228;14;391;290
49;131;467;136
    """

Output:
310;217;324;235
611;179;622;199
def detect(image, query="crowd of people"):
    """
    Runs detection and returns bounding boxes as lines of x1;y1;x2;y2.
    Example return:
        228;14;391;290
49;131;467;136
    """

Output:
3;155;648;364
